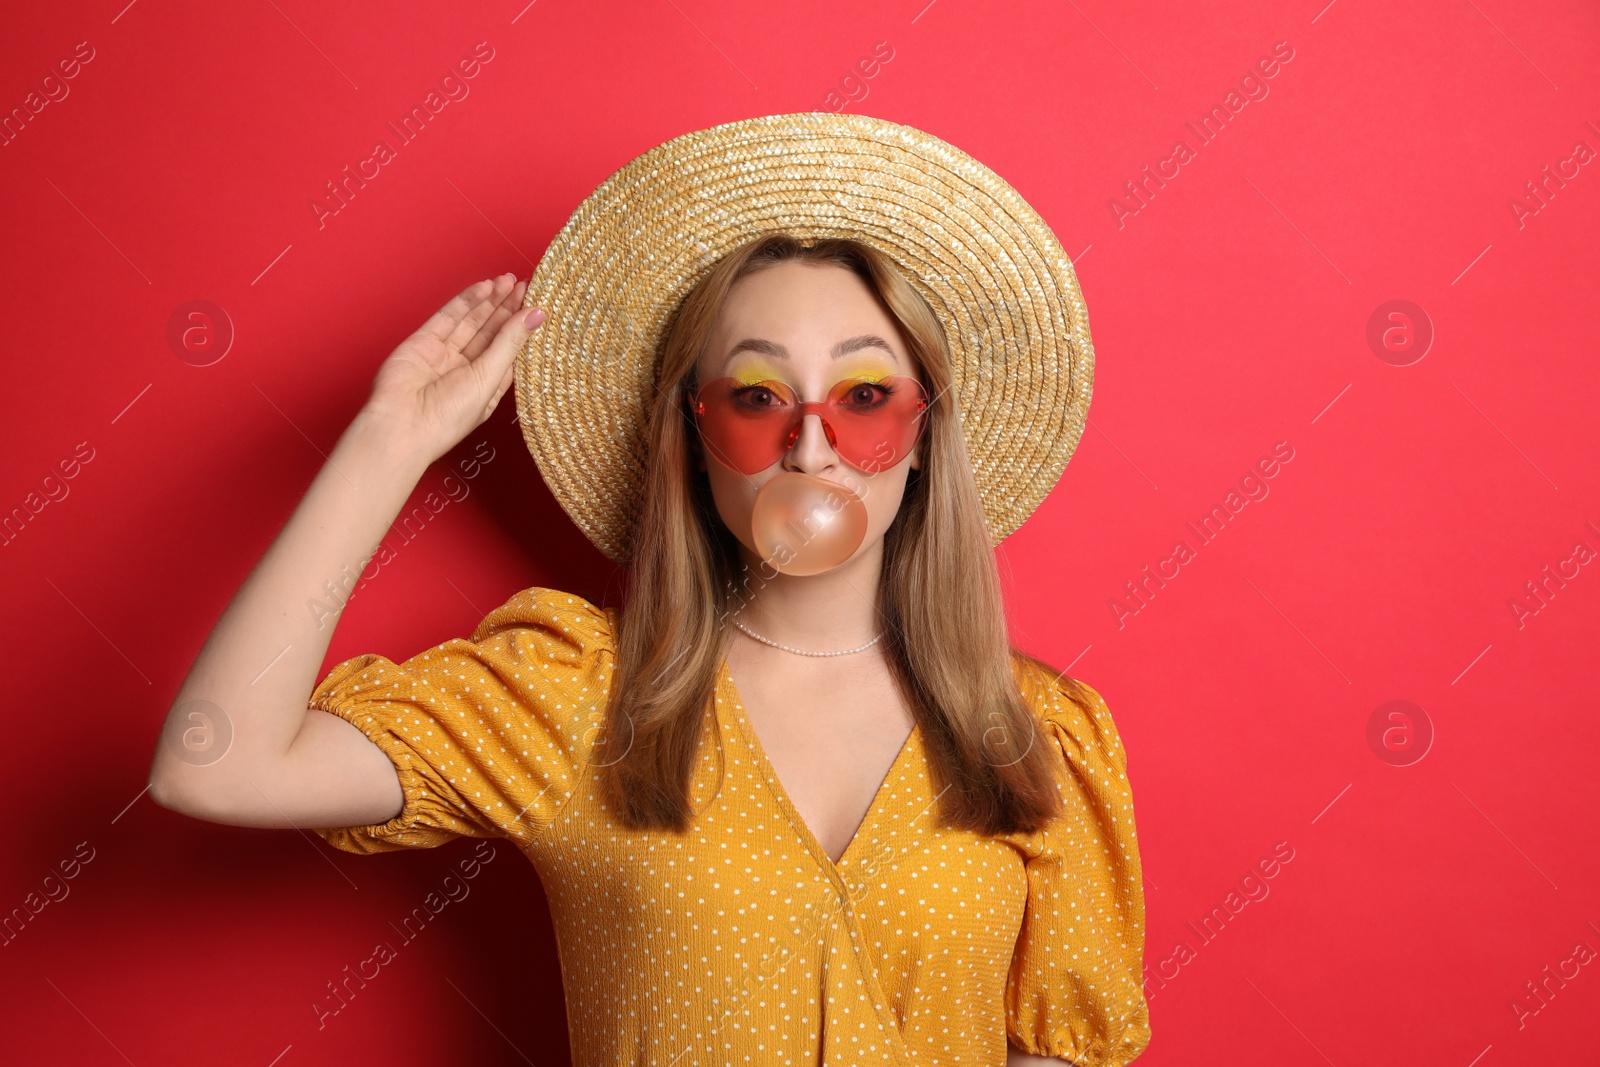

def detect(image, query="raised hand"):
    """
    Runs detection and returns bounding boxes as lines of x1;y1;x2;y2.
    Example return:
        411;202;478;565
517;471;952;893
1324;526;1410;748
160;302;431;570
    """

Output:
361;273;546;464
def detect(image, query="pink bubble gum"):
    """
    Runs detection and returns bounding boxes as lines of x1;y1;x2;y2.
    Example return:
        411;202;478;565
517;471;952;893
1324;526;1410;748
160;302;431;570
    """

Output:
751;472;868;576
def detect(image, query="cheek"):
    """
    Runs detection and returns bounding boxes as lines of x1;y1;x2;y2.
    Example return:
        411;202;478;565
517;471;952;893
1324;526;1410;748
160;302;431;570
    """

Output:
705;464;758;544
858;468;911;536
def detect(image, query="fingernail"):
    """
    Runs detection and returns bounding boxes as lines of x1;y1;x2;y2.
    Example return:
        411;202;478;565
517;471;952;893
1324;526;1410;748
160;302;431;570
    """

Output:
524;307;546;329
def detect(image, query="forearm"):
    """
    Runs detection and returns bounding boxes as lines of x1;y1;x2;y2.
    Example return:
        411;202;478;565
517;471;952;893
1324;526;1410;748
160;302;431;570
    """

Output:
148;409;433;806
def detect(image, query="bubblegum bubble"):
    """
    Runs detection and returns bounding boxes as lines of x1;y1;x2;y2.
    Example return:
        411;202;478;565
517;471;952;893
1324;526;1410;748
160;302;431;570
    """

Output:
751;472;868;576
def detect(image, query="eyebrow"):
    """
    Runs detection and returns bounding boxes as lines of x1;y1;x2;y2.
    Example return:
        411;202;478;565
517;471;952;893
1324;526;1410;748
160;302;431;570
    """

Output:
725;334;901;367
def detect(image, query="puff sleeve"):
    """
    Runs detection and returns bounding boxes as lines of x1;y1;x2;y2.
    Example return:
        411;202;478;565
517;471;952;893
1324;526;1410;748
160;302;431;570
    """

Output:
1004;671;1152;1064
308;587;615;855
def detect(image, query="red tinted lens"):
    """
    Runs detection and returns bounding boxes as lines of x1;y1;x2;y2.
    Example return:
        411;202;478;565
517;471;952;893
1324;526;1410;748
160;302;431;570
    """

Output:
692;378;802;475
692;376;929;475
820;375;929;473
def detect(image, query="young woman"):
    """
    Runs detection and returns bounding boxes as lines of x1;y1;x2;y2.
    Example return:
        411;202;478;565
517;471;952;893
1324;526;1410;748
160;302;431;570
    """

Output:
148;117;1151;1067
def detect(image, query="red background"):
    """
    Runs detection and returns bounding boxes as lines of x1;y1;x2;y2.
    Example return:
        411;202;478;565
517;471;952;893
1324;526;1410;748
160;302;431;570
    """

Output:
3;1;1598;1063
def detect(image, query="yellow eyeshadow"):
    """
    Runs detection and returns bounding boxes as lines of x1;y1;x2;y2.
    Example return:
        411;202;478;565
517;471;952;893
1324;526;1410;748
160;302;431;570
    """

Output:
840;362;896;383
730;361;783;385
725;360;898;387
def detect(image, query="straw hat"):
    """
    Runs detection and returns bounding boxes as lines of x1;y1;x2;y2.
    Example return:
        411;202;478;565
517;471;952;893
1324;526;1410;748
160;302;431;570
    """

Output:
514;112;1094;566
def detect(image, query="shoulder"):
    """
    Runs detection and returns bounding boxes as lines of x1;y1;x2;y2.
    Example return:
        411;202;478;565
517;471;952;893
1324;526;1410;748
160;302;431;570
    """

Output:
464;586;619;663
1009;651;1132;777
308;587;619;852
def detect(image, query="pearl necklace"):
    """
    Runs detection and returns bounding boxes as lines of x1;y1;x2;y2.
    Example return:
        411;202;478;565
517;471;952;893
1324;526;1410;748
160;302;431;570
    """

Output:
729;615;884;657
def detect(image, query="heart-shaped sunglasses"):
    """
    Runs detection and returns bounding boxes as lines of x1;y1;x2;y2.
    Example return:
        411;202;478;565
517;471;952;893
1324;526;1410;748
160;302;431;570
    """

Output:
688;375;930;475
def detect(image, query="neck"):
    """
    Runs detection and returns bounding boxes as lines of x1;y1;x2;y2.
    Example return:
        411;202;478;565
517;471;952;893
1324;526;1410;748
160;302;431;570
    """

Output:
729;537;886;651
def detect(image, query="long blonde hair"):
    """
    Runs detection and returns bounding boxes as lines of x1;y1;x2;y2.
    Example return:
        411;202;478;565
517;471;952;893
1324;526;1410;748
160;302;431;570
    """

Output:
599;232;1082;835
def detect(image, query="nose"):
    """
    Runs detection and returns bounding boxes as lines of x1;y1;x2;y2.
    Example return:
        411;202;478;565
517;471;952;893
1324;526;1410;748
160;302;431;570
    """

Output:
782;411;839;474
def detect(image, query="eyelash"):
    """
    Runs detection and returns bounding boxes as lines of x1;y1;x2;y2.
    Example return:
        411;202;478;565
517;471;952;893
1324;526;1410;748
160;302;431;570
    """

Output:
733;380;898;405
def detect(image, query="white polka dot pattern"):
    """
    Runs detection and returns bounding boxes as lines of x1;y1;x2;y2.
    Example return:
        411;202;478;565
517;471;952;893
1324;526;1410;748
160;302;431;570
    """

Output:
310;588;1151;1065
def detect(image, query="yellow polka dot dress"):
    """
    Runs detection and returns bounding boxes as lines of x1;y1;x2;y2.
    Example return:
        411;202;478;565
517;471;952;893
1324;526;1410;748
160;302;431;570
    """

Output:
311;588;1151;1065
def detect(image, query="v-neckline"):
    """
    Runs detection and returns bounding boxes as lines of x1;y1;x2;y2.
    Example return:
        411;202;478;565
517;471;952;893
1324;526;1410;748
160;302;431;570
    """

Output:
716;658;921;877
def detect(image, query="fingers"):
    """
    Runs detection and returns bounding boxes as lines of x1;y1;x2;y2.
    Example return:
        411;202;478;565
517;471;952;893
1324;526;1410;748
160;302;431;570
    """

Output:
472;300;547;419
461;278;528;363
418;278;497;343
444;273;517;354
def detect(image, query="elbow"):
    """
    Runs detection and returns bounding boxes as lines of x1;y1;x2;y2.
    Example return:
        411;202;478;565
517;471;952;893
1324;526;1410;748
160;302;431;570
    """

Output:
146;753;229;822
147;731;192;812
147;763;201;818
146;746;180;811
148;701;238;819
147;771;243;825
